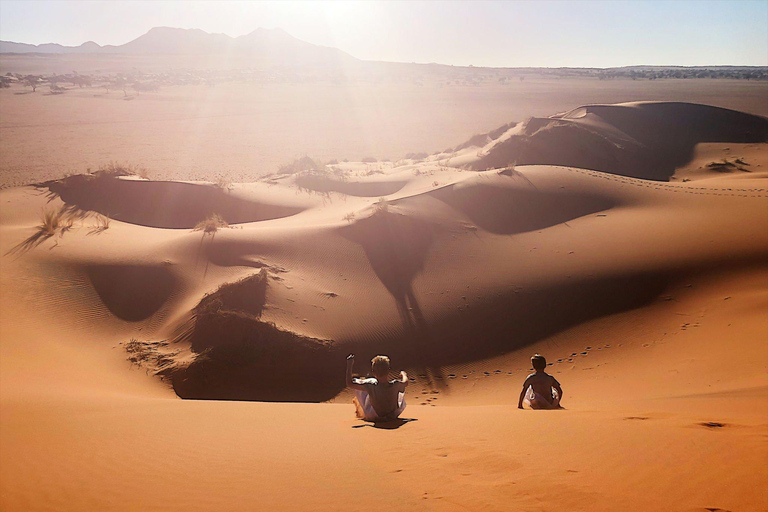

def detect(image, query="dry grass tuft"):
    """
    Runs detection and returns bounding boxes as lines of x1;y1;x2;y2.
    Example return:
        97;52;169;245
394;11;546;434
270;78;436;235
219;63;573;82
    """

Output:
125;338;153;365
89;213;111;234
39;208;63;236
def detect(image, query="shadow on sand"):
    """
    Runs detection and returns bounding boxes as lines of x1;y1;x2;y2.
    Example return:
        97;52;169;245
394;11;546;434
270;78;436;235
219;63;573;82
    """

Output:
352;418;418;430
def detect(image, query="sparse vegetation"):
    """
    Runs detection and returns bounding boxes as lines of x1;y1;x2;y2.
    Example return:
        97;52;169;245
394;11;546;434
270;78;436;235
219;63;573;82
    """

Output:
194;213;229;235
96;162;140;178
125;338;153;365
215;175;232;190
373;197;389;214
343;212;356;223
124;337;178;373
706;158;750;173
89;214;111;234
361;156;377;163
39;207;64;236
277;156;318;175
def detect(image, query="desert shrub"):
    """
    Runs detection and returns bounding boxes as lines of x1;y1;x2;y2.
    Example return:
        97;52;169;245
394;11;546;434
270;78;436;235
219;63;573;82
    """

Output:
194;213;229;235
343;212;355;223
277;156;318;175
96;162;138;178
373;197;389;214
215;175;232;190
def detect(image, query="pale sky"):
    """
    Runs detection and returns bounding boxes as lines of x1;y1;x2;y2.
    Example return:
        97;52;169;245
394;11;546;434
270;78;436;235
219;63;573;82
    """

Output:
0;0;766;67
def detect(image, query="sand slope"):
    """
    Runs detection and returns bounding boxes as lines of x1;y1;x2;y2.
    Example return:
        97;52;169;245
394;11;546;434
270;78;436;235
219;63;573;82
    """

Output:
1;101;766;511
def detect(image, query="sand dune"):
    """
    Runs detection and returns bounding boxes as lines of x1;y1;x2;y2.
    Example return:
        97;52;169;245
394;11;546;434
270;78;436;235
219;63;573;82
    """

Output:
470;102;768;180
1;101;766;511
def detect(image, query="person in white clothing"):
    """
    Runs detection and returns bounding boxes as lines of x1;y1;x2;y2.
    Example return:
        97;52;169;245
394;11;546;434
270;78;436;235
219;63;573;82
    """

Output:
345;354;408;422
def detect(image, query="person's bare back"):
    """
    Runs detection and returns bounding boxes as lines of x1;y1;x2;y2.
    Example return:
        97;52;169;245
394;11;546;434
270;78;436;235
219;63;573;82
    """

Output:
518;354;563;409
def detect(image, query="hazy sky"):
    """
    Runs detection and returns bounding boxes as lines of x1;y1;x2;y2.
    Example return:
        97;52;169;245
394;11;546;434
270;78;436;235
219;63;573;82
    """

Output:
1;0;766;67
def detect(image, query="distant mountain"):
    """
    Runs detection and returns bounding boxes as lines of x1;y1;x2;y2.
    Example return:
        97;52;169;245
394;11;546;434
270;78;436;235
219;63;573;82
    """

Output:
0;27;358;65
0;40;96;53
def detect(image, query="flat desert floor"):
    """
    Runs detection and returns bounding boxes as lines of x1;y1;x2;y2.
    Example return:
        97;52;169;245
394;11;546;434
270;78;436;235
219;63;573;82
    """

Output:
1;76;767;512
1;77;766;187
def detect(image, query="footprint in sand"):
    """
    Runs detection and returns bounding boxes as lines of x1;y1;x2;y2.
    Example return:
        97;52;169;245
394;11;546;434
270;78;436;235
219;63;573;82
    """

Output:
699;422;726;429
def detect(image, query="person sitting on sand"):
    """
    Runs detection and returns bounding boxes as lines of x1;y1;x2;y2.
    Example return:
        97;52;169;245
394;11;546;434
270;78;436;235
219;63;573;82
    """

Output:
346;354;408;422
518;354;563;410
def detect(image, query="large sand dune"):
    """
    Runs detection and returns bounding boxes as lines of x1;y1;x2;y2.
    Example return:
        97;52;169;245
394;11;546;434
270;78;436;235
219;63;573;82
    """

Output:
1;101;766;511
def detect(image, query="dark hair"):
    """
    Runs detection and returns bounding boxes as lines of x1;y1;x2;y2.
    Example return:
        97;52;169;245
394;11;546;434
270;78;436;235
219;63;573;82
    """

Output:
531;354;546;371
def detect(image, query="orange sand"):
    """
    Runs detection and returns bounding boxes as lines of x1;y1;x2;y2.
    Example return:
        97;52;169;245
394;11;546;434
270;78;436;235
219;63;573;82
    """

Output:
1;100;767;512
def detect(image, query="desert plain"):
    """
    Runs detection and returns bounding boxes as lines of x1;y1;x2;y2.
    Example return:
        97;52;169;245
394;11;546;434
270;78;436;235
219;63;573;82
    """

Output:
1;51;767;512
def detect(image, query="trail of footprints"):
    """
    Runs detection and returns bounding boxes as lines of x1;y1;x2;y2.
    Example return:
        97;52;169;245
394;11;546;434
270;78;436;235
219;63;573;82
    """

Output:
563;166;768;198
413;343;613;405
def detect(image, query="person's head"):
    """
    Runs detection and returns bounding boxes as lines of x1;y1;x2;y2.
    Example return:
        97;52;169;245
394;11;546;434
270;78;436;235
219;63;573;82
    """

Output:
371;355;391;380
531;354;547;372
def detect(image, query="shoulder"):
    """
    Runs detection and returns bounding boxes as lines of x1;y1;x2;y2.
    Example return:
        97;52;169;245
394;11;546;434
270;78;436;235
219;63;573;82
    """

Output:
547;373;560;385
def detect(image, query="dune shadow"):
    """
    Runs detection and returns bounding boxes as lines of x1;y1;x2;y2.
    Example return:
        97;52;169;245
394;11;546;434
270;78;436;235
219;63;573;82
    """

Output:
86;264;176;321
296;173;407;197
5;229;54;257
39;173;305;229
432;181;616;235
339;210;446;385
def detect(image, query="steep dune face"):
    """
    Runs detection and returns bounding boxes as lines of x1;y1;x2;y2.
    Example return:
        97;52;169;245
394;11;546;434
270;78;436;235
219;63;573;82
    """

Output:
471;102;768;180
86;264;176;321
432;170;616;234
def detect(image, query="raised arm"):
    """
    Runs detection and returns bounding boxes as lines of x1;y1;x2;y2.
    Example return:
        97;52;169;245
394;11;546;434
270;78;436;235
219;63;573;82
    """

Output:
398;370;409;389
518;376;531;409
345;354;366;391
